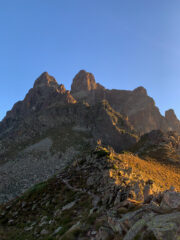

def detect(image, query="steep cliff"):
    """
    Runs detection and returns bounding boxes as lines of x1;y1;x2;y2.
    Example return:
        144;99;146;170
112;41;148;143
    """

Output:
71;70;180;135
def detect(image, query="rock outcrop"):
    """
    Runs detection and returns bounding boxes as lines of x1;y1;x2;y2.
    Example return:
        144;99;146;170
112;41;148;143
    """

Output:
134;130;180;163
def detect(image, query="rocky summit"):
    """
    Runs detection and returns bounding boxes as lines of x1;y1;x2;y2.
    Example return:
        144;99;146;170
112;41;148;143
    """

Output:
71;70;180;135
0;70;180;240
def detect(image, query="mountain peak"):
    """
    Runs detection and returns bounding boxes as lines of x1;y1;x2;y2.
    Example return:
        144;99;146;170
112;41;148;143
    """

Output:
165;109;180;132
33;72;58;89
71;70;97;93
165;109;179;122
165;109;176;117
133;86;147;95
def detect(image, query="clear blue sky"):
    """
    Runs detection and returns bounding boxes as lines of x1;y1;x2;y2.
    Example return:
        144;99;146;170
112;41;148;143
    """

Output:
0;0;180;120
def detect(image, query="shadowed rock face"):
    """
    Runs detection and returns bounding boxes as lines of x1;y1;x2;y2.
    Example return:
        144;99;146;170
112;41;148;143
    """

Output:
0;72;139;164
0;99;138;162
133;86;147;95
134;129;180;162
3;72;76;121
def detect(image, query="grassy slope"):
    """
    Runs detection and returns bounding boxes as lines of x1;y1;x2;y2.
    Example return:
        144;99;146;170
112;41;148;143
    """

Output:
0;177;96;240
118;153;180;192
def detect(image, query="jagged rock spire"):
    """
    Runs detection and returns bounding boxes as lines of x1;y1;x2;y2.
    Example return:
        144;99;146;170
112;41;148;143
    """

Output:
33;72;58;89
71;70;97;93
165;109;178;121
165;109;180;132
133;86;147;95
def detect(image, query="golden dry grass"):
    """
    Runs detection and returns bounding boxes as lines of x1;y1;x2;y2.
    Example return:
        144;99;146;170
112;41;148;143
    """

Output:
110;152;180;192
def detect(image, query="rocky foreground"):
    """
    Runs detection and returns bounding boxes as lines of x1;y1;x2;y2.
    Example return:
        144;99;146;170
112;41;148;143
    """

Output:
1;146;180;240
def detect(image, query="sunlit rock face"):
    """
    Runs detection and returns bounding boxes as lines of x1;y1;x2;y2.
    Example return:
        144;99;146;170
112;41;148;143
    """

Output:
33;72;59;89
71;70;105;100
71;70;97;92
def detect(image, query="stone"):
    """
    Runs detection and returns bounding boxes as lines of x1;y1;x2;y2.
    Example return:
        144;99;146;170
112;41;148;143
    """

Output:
39;221;47;227
92;195;101;207
41;216;48;222
62;201;76;211
96;226;114;240
31;222;36;227
91;230;97;235
117;207;129;214
146;212;180;240
0;211;6;217
160;191;180;210
143;182;153;203
54;209;61;218
32;204;37;211
12;211;18;217
108;216;123;235
24;226;33;231
115;198;140;209
21;201;27;208
169;186;176;192
8;219;15;225
45;201;50;207
86;176;95;186
40;229;49;235
61;221;81;238
89;207;98;215
53;226;62;235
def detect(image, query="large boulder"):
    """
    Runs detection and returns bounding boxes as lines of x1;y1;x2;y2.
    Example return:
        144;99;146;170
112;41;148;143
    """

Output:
145;212;180;240
160;190;180;210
